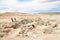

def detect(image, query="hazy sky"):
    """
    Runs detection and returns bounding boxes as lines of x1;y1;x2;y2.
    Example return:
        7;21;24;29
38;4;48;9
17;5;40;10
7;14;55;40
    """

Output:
0;0;60;13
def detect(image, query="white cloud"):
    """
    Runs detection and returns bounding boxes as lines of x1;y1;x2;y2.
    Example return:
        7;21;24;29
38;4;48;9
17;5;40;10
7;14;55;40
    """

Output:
34;0;60;3
0;0;60;13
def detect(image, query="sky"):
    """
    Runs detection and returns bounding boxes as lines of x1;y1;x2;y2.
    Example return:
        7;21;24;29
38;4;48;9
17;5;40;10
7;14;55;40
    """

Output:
0;0;60;13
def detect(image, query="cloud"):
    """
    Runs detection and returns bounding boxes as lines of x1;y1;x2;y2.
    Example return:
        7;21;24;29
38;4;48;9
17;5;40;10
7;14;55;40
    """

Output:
34;0;60;3
44;0;60;2
0;0;60;13
18;0;30;1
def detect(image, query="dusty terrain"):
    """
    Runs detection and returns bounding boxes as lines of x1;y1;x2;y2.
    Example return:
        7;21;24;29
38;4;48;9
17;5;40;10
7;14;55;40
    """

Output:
0;12;60;40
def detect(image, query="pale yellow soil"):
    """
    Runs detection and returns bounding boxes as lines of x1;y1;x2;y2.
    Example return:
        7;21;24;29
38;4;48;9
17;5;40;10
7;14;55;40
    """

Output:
0;12;60;40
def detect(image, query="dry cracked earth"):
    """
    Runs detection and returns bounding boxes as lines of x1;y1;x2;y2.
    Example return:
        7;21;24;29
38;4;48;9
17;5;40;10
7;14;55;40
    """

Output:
0;12;60;40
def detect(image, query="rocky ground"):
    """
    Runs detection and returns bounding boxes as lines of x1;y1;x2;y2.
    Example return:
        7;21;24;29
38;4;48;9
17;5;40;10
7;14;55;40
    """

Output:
0;12;60;40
